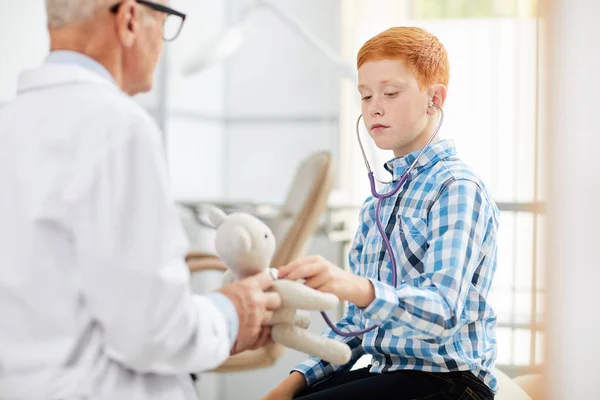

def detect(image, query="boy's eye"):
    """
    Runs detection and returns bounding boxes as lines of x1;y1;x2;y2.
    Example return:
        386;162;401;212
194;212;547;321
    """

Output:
361;96;372;101
385;92;399;97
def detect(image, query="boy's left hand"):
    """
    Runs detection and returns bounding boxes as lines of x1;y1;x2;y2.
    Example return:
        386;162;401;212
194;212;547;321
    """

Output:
278;256;375;307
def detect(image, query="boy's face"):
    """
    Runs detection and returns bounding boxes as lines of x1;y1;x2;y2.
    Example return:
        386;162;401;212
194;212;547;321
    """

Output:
358;59;437;157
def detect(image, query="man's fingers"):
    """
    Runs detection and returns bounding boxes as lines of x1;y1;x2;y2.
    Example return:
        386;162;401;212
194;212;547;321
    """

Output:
242;327;272;353
254;327;272;349
261;310;274;325
264;292;282;310
246;270;277;290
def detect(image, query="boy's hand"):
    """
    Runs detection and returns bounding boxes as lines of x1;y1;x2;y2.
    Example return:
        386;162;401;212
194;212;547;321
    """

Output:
278;256;375;308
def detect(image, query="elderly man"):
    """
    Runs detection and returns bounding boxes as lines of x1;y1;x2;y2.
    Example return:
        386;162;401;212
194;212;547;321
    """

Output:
0;1;280;399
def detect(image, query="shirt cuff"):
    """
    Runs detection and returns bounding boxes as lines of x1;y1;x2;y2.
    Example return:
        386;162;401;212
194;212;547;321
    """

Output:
206;292;239;346
360;278;399;325
292;357;331;387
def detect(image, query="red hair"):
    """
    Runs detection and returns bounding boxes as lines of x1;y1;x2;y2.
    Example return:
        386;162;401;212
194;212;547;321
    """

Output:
357;27;450;90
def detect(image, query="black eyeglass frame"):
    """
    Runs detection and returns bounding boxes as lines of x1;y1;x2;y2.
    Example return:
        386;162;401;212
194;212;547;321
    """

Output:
110;0;187;41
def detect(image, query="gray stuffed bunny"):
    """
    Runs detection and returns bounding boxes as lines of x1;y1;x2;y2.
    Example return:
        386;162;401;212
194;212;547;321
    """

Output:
208;206;351;365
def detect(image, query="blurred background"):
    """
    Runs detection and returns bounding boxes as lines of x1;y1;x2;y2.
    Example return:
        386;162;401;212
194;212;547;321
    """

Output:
0;0;597;399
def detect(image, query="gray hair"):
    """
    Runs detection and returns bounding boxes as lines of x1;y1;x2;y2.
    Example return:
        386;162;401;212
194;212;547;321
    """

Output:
46;0;112;28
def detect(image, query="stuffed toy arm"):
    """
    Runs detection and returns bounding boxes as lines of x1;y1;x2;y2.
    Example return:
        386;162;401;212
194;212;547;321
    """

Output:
271;308;311;329
271;323;352;365
269;279;352;365
272;280;339;311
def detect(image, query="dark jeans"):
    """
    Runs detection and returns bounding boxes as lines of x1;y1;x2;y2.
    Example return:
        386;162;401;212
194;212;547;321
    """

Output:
294;367;494;400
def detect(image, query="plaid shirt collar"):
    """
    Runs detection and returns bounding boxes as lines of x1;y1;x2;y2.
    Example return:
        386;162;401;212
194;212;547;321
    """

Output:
384;138;457;181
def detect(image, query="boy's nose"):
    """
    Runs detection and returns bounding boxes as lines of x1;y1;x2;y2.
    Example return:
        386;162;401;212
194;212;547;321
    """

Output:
368;99;384;116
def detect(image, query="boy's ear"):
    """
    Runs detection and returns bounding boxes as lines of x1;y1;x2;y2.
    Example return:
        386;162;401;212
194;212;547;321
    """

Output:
429;84;447;109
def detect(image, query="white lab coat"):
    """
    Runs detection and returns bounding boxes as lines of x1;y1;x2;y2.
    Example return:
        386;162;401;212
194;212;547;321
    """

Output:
0;64;232;399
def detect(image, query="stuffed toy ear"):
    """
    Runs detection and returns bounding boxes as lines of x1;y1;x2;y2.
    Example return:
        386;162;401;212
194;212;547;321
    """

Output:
207;206;227;228
229;225;252;254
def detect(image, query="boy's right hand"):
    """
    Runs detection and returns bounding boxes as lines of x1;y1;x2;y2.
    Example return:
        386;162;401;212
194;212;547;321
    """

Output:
278;255;375;308
218;271;281;353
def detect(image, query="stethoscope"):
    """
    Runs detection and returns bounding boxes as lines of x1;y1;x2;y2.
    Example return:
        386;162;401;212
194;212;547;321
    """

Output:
319;102;445;337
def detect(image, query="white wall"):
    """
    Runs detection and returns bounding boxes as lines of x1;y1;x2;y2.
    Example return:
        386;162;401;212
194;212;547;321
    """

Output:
0;0;48;103
221;0;341;204
164;0;342;206
546;0;600;398
163;0;228;201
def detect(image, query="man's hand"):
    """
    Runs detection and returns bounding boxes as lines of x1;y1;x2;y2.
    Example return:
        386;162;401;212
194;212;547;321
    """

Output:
218;271;281;353
278;255;375;308
230;326;273;355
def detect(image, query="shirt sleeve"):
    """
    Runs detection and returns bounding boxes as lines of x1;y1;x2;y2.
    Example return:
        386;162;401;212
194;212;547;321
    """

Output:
360;180;493;343
64;114;238;374
292;213;370;387
205;292;239;345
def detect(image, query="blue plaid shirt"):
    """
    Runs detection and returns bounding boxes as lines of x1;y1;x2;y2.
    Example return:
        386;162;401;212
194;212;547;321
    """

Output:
294;139;500;393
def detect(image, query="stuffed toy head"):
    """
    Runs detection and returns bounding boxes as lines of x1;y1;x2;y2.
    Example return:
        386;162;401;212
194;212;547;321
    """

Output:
208;206;276;279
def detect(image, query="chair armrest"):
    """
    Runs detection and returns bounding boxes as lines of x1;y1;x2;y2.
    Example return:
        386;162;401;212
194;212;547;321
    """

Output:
186;252;228;273
186;250;219;260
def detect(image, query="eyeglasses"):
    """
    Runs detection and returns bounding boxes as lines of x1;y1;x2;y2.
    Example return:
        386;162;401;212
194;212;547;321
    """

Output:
110;0;187;42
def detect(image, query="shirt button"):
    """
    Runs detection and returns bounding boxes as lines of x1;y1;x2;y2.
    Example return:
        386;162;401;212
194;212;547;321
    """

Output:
373;361;380;367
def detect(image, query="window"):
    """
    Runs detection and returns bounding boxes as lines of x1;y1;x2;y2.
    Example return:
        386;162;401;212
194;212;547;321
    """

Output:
413;0;537;19
339;0;543;375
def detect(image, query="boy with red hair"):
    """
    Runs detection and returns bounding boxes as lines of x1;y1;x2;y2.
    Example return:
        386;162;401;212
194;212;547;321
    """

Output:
264;27;499;400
